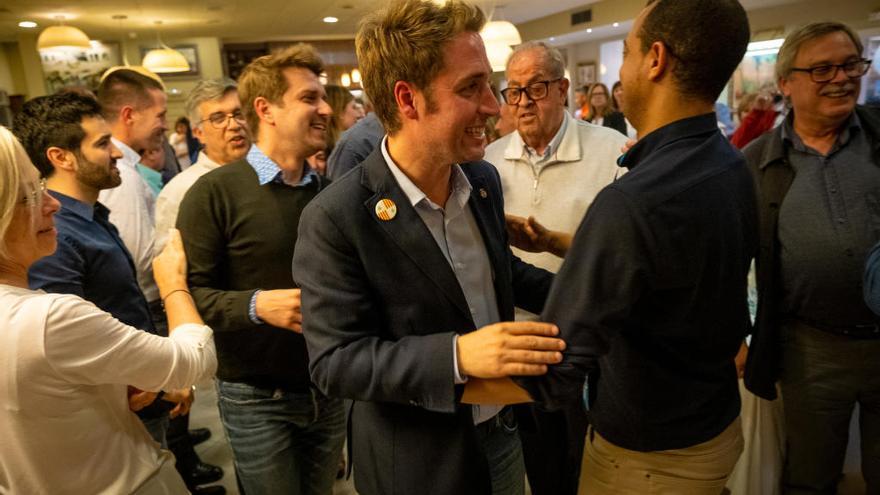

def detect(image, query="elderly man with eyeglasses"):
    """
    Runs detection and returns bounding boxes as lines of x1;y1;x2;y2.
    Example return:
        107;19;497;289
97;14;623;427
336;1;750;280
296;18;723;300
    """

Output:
483;41;626;495
154;78;250;254
742;21;880;494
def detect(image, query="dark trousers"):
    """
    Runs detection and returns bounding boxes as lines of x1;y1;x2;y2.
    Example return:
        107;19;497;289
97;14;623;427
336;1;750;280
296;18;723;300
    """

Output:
780;321;880;495
517;403;587;495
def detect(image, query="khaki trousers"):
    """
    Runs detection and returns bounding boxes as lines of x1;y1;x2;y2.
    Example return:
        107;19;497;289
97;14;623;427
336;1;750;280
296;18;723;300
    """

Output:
579;417;743;495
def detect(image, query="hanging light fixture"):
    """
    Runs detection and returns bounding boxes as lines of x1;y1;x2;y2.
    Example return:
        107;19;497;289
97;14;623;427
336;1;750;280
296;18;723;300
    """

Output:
142;21;190;73
485;43;513;72
480;20;522;47
351;68;361;84
37;16;91;51
341;72;352;87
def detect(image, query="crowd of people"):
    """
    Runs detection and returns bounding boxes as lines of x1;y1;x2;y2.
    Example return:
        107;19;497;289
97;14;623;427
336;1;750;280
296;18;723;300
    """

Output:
1;0;878;494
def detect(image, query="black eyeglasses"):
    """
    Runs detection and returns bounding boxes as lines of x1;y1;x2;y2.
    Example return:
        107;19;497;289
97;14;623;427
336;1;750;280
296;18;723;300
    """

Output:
18;178;48;208
500;78;562;105
199;110;246;129
789;58;871;83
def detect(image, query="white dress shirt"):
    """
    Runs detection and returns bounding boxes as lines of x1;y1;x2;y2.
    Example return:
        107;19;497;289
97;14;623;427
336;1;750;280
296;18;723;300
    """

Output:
381;138;502;424
100;138;160;302
0;284;216;494
154;151;221;255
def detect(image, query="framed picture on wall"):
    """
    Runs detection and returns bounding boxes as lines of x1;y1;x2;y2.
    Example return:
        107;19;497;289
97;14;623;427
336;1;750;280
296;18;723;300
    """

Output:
577;62;596;87
40;41;122;93
139;44;200;77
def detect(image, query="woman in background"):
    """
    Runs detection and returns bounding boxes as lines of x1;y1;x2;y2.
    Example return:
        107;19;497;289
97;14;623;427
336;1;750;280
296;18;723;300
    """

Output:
587;82;628;136
169;117;197;169
0;126;217;494
310;85;365;174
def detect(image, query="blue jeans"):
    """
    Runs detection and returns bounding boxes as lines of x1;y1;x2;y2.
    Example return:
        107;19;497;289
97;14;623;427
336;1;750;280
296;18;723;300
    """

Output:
216;380;346;495
476;407;526;495
140;414;170;449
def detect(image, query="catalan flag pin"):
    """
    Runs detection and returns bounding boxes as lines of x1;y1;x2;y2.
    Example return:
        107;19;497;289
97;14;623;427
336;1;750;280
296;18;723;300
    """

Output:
479;188;488;199
375;198;397;221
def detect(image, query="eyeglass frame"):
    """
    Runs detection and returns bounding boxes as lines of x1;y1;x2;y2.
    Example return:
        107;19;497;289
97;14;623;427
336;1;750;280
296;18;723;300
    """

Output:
788;58;872;83
18;178;48;208
500;78;563;105
197;110;247;129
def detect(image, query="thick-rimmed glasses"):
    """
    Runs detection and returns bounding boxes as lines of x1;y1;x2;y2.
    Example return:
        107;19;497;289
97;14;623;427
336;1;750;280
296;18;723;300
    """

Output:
500;78;562;105
789;58;871;83
18;178;47;208
199;110;246;129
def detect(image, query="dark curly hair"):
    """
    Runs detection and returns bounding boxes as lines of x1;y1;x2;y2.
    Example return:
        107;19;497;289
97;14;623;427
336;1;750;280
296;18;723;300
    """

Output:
639;0;750;103
12;92;103;178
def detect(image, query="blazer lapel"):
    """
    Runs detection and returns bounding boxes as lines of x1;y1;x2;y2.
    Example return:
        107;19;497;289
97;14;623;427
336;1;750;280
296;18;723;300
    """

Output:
360;151;473;322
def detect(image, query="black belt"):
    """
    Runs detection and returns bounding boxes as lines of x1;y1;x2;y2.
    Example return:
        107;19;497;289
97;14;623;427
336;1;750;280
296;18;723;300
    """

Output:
796;316;880;339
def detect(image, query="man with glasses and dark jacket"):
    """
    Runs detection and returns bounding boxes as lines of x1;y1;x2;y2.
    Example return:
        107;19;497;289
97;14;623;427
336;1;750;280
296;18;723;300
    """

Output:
743;21;880;494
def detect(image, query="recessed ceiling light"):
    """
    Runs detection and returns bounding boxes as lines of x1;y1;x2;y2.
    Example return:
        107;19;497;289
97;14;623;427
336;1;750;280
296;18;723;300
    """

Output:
613;22;619;27
19;21;38;28
323;16;338;23
586;28;592;33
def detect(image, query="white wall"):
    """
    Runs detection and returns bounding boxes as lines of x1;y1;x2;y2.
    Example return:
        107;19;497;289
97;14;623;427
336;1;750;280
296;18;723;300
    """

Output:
599;39;623;89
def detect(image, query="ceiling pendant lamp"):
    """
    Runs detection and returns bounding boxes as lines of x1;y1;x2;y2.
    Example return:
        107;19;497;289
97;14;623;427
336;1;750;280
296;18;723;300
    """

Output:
37;17;91;51
142;21;190;73
485;42;513;73
480;20;522;48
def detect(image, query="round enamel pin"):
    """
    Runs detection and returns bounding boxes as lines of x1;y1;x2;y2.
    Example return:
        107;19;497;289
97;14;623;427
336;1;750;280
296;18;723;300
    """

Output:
375;198;397;221
479;188;488;199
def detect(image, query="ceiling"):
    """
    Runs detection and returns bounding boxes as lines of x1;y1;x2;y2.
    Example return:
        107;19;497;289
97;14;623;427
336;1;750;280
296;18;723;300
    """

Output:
0;0;602;44
0;0;802;45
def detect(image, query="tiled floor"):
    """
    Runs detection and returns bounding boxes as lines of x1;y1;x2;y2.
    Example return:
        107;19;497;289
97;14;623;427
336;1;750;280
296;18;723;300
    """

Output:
189;378;866;495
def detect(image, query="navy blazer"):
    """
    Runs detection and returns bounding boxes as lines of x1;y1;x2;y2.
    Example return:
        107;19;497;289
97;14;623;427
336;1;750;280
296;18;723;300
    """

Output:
293;148;553;495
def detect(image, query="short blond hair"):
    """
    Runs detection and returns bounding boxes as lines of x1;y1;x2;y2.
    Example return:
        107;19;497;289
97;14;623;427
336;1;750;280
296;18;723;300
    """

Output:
238;44;324;140
356;0;485;134
0;126;28;260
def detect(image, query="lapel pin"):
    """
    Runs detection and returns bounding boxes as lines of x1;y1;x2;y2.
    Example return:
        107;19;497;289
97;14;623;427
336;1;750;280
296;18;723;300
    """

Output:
375;198;397;221
479;188;488;199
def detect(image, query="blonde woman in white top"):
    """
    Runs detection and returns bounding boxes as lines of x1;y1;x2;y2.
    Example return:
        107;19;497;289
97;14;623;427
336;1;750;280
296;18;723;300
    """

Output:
0;126;217;494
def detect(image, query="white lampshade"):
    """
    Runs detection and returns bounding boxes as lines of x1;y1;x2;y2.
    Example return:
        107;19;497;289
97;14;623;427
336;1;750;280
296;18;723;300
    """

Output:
485;41;513;73
351;68;362;84
37;25;91;50
142;47;190;73
480;20;522;47
341;72;351;87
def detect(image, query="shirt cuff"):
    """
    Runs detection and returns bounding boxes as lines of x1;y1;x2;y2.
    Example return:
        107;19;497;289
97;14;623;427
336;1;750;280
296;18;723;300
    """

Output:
248;290;264;325
453;335;468;384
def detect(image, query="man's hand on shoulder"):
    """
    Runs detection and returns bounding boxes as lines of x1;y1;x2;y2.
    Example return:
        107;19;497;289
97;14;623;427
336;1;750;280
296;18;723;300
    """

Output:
256;289;303;333
457;321;564;378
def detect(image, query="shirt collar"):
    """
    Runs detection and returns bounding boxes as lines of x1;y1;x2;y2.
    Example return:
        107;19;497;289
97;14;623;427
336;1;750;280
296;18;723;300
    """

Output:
619;113;719;171
380;136;472;210
111;137;141;169
49;189;96;222
523;113;568;160
246;144;316;187
781;110;861;151
193;151;222;170
504;113;579;163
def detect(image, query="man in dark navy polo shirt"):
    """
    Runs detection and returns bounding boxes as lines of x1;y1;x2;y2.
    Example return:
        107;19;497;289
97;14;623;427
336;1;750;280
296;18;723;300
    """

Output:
515;0;757;492
13;93;192;449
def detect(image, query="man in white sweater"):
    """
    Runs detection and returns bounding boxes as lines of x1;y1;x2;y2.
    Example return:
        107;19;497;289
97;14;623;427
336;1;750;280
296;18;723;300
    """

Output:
483;40;627;495
154;78;250;254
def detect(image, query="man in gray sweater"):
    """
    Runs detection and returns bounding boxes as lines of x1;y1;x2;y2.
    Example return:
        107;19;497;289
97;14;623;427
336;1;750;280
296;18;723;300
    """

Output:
176;44;344;495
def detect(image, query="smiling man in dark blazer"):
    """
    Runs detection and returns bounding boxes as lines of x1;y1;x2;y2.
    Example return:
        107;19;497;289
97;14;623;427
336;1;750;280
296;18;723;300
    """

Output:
292;0;564;494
